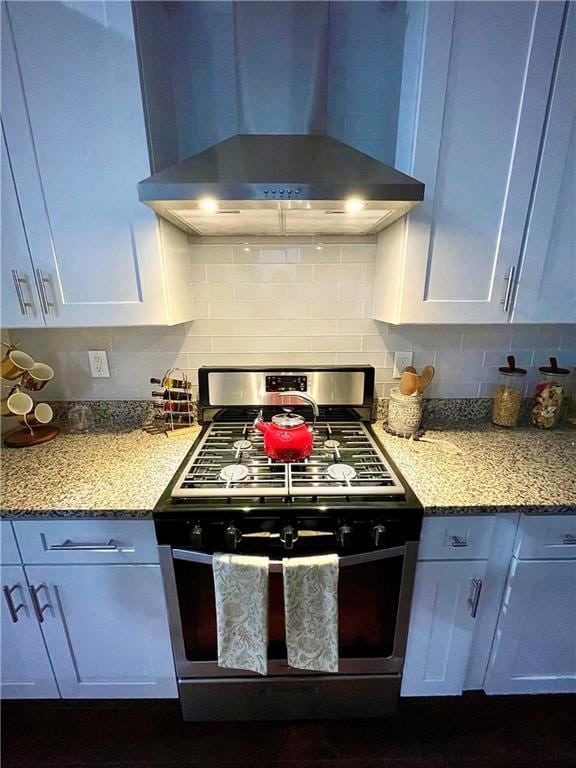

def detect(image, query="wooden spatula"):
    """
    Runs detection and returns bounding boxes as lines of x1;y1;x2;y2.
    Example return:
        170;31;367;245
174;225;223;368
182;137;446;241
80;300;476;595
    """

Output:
399;370;420;395
417;365;435;394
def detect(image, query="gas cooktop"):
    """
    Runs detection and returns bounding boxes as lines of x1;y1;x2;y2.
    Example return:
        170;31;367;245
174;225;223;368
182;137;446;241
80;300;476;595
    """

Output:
170;420;404;499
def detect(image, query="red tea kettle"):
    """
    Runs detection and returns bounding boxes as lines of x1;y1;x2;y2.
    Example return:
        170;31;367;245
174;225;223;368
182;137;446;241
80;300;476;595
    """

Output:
254;391;319;462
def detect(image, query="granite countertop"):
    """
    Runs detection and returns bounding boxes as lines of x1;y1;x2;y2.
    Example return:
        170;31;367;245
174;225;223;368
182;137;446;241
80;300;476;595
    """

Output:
0;426;200;519
372;423;576;516
1;422;574;519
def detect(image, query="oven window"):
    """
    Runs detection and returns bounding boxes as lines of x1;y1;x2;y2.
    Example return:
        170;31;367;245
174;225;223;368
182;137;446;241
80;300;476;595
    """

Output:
173;555;403;661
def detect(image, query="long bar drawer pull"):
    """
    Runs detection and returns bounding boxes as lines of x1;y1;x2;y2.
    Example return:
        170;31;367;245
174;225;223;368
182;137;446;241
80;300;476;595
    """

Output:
2;584;25;623
49;538;119;552
28;584;52;623
468;578;483;618
451;535;468;548
563;534;576;545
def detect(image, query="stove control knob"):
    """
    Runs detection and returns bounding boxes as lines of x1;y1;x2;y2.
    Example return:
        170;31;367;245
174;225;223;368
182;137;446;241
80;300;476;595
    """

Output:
337;525;353;549
189;524;203;549
224;525;242;550
372;524;387;548
281;525;297;550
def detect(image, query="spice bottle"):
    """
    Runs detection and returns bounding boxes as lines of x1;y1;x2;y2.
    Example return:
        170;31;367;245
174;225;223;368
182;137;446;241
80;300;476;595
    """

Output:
531;357;570;429
492;355;526;428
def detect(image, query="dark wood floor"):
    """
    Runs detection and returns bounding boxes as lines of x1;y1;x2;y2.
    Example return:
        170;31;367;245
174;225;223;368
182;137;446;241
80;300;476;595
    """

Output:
2;693;576;768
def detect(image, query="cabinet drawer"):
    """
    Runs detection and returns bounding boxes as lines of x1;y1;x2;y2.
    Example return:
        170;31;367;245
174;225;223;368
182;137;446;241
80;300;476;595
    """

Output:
13;520;158;565
417;516;496;560
1;521;21;565
514;515;576;560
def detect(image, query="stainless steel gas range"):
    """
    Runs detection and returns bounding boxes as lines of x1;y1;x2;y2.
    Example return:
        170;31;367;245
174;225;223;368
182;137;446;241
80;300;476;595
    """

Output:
154;366;422;721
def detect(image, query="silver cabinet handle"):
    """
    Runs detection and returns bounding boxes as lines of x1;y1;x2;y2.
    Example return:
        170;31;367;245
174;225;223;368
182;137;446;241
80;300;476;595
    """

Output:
28;583;52;624
451;535;468;548
468;578;483;618
2;584;26;623
563;534;576;545
36;269;55;315
11;270;33;315
501;266;516;312
48;538;119;552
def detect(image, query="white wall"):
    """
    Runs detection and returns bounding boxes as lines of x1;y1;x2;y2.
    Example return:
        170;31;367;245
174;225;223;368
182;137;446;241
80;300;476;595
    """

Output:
8;238;575;402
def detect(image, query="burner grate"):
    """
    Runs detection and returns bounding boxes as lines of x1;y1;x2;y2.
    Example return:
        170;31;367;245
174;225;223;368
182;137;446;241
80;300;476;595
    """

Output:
172;421;404;499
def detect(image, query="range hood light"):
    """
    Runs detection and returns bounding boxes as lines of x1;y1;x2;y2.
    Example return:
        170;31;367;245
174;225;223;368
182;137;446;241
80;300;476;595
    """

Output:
198;197;219;212
344;197;366;213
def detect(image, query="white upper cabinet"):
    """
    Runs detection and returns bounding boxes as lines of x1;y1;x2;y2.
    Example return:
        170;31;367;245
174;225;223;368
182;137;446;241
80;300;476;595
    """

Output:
1;1;192;328
511;3;576;323
1;129;44;327
373;1;567;324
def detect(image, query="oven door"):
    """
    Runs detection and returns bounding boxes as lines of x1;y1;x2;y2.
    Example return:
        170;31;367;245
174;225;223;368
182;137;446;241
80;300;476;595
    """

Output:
159;542;418;679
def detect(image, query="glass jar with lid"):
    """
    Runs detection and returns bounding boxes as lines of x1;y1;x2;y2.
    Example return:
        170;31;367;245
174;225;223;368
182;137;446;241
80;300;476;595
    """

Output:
531;357;570;429
492;355;526;428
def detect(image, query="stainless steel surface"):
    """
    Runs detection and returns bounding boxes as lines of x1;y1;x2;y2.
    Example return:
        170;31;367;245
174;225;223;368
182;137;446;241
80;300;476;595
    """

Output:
177;674;401;721
171;420;404;498
2;584;24;623
28;584;50;623
138;135;424;237
36;270;54;315
451;535;468;548
280;390;319;418
159;540;417;682
11;269;32;315
206;370;366;407
501;266;516;312
48;538;119;552
563;534;576;545
171;545;406;571
468;578;483;618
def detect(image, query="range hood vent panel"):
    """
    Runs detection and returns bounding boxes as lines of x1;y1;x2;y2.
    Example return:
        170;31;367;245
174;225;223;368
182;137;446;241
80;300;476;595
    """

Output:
138;134;424;237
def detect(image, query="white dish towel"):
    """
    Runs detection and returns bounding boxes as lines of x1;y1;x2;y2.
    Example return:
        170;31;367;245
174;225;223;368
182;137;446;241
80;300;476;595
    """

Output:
283;554;339;673
213;552;269;676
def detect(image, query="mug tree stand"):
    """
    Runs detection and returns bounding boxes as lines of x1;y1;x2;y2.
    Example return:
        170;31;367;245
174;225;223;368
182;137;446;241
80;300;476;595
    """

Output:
4;425;60;448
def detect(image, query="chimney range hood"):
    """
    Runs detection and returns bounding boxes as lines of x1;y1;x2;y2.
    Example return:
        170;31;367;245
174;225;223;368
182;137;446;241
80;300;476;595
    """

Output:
137;134;424;237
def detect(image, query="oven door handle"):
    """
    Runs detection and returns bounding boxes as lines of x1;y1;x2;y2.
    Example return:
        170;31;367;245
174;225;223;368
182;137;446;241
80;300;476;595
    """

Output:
171;545;407;571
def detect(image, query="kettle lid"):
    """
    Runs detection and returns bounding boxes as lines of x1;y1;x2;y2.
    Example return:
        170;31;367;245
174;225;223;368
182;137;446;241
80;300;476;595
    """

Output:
272;411;305;429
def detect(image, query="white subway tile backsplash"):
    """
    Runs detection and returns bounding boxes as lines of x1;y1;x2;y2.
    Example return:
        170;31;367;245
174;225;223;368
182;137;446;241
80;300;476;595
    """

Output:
9;239;571;402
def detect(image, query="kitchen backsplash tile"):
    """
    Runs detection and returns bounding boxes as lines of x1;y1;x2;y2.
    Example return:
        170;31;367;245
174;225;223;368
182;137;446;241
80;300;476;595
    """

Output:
7;239;575;402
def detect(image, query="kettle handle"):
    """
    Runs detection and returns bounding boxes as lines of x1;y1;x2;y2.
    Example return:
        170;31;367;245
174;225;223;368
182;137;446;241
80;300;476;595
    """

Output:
280;391;319;430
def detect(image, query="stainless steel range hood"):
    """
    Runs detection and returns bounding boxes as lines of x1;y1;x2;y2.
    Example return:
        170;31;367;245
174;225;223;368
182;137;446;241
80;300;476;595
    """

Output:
137;134;424;237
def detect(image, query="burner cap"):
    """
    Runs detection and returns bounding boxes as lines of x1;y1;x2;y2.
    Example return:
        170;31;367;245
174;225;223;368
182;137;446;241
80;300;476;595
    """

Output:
219;465;249;484
233;439;252;451
324;439;341;450
326;463;357;482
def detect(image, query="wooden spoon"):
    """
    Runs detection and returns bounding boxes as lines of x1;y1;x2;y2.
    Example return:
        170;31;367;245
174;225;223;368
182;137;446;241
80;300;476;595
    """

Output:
417;365;435;394
399;370;420;395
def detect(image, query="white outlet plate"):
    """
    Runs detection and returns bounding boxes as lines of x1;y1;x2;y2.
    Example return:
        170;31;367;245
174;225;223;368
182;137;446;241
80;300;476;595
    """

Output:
393;351;413;379
88;350;110;378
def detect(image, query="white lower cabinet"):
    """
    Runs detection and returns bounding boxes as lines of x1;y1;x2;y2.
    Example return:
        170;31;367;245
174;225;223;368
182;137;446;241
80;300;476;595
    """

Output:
1;565;59;699
484;558;576;694
24;564;177;699
401;560;487;696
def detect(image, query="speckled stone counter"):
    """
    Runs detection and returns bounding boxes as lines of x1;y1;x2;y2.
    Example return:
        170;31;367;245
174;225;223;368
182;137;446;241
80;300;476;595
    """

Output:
1;427;200;519
372;423;576;515
2;422;574;519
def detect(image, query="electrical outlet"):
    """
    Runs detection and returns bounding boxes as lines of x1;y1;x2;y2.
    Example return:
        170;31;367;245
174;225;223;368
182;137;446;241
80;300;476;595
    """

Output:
88;350;110;378
393;351;413;379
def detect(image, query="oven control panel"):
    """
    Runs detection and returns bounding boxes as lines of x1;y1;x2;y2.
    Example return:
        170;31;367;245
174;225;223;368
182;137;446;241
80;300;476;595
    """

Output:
265;375;307;393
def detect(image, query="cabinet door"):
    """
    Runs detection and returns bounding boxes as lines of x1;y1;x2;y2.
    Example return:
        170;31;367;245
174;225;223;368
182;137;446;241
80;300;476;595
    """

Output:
1;565;59;699
374;0;565;324
25;564;177;699
401;560;487;696
1;129;44;328
485;558;576;694
2;1;169;327
512;4;576;323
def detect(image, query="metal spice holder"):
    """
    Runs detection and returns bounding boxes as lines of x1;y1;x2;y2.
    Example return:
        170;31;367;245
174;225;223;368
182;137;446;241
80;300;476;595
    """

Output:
148;368;197;437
